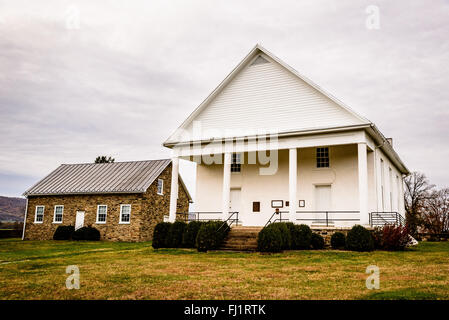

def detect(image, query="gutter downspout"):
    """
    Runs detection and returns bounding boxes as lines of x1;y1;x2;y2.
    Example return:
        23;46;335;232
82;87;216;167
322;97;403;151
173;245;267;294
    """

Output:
21;197;28;240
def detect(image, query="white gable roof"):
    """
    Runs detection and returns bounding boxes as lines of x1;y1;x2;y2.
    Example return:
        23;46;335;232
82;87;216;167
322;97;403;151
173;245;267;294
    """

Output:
164;44;371;145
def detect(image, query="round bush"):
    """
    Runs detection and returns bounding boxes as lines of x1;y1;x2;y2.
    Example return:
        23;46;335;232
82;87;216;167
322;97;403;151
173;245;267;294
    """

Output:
182;221;203;248
330;232;346;250
346;225;374;252
293;224;312;249
267;223;291;250
196;221;229;252
152;222;172;249
311;233;325;249
72;227;100;241
53;225;74;240
165;221;187;248
371;227;383;250
257;226;282;253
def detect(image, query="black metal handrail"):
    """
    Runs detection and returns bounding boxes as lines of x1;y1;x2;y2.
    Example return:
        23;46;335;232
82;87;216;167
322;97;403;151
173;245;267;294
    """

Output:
369;212;405;227
295;210;360;227
218;212;239;232
264;211;289;228
176;212;222;223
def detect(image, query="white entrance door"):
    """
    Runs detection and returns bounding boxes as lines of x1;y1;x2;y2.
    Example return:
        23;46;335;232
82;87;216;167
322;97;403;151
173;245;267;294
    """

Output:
75;211;85;231
315;185;331;224
229;189;241;223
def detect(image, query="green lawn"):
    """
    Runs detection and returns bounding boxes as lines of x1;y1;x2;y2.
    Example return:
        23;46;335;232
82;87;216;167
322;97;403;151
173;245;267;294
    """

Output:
1;239;448;300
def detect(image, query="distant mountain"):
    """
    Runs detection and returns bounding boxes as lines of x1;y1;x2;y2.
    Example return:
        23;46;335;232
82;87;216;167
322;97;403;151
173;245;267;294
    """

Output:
0;196;26;221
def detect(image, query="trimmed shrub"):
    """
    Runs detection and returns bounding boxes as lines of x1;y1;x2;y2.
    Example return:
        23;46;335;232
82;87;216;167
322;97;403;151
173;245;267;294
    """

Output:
311;233;325;249
152;222;171;249
165;221;187;248
268;223;291;250
294;224;312;249
345;225;374;252
182;221;203;248
382;225;411;251
53;226;74;240
257;226;282;253
330;232;346;250
196;221;229;252
72;227;100;241
371;227;383;250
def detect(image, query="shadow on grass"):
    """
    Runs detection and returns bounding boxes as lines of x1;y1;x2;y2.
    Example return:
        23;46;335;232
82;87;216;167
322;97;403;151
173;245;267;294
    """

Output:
362;288;440;300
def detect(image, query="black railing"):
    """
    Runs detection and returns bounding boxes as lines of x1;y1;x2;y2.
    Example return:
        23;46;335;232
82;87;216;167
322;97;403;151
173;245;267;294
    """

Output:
176;212;222;222
218;212;239;232
265;210;360;228
264;211;290;228
295;211;360;227
369;212;405;227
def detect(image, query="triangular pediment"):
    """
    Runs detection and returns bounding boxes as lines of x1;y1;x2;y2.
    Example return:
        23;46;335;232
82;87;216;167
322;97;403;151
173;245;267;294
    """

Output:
165;45;369;145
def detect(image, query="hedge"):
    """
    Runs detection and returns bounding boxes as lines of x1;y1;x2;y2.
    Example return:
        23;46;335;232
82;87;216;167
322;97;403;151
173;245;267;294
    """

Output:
267;223;291;250
257;225;283;253
345;225;374;252
330;232;346;250
293;224;312;249
311;233;325;249
53;226;75;240
152;222;171;249
196;221;229;252
72;227;100;241
165;221;187;248
182;221;204;248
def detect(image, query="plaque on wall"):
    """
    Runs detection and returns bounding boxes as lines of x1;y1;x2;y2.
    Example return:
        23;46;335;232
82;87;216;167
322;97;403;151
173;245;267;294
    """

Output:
271;200;284;208
299;200;305;207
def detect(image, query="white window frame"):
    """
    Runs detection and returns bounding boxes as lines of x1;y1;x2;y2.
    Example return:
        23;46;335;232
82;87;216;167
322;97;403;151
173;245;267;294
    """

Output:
34;205;45;223
96;205;108;224
157;179;164;195
119;204;131;224
53;205;64;224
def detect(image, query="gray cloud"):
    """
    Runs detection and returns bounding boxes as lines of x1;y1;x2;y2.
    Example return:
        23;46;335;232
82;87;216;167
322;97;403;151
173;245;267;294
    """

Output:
0;0;447;198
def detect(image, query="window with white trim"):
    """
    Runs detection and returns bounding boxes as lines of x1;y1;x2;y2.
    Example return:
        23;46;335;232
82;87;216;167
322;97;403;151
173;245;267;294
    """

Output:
157;179;164;195
34;206;44;223
231;153;241;172
120;204;131;223
96;205;107;223
316;147;329;168
53;205;64;223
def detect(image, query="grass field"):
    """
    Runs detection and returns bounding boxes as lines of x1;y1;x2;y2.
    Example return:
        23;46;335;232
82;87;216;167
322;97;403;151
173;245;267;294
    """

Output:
1;239;448;300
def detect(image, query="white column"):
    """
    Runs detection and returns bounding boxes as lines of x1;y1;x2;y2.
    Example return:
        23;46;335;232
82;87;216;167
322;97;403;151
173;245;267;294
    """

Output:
222;153;231;221
289;148;297;223
168;156;179;222
358;143;369;225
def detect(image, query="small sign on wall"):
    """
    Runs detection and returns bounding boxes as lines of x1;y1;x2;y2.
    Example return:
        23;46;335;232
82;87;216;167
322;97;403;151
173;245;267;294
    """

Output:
299;200;305;207
271;200;284;208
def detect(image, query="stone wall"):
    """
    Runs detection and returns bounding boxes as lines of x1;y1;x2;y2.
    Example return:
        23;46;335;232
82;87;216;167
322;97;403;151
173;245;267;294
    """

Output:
23;164;190;241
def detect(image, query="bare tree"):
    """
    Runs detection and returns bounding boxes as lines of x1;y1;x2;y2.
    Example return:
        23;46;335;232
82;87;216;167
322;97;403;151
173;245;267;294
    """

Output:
421;188;449;234
404;172;434;236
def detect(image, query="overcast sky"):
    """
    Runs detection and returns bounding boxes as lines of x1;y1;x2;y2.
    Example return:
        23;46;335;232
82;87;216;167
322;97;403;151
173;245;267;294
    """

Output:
0;0;448;198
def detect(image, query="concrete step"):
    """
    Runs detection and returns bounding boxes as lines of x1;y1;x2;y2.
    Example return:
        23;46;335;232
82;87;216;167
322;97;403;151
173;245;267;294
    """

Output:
219;226;261;251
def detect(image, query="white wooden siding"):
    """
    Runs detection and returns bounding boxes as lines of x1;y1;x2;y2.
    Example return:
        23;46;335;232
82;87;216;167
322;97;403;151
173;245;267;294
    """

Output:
182;55;366;140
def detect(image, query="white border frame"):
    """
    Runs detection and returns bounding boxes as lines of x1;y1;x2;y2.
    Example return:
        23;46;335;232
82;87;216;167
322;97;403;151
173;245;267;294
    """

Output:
96;204;108;224
34;205;44;223
53;205;64;224
119;204;131;224
157;179;164;195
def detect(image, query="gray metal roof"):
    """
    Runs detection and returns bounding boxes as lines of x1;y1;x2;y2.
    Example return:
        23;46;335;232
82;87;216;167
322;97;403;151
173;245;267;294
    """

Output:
24;159;173;196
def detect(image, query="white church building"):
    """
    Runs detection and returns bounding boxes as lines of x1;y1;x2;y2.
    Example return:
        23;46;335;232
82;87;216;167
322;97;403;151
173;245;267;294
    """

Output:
163;44;409;228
